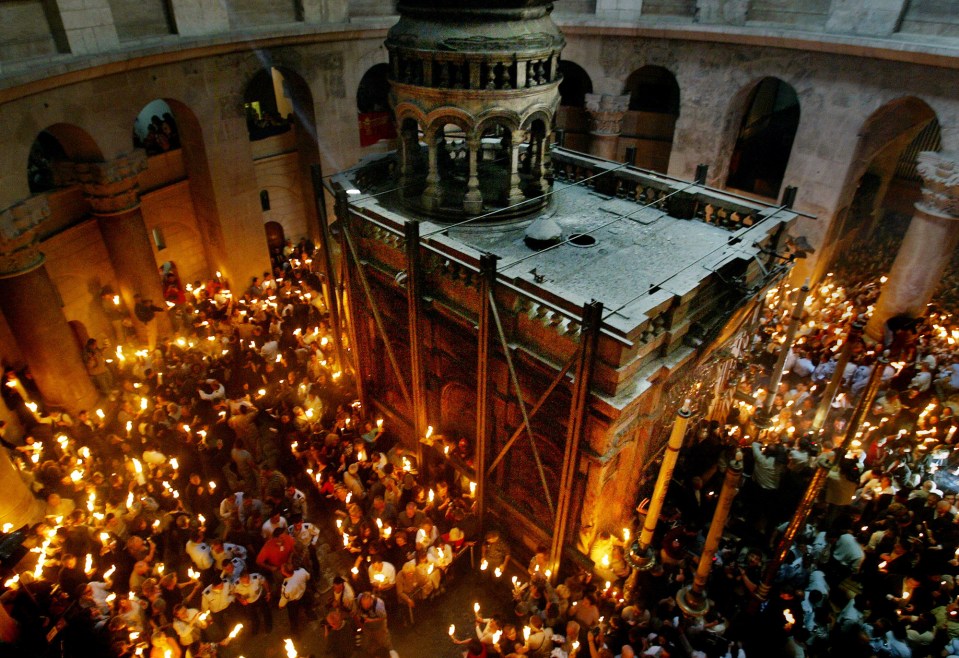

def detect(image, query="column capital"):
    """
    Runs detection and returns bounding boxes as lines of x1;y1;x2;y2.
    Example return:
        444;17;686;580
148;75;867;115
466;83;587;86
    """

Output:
0;196;50;278
916;150;959;219
584;93;630;136
55;151;148;216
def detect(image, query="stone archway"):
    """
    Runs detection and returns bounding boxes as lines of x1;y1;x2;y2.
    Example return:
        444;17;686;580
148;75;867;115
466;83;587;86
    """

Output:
725;77;800;200
815;97;939;280
622;65;680;173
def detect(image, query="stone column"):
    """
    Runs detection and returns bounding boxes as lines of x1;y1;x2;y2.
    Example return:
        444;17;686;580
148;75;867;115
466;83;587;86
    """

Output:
506;129;526;206
0;197;99;413
585;94;630;162
867;151;959;340
64;153;171;343
464;138;483;214
421;131;442;211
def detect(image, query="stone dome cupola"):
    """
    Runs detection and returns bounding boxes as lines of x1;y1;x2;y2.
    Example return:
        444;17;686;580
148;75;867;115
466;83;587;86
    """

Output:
386;0;564;221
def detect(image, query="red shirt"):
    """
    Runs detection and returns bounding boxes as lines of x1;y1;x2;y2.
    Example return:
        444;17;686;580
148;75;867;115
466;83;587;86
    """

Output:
257;534;294;569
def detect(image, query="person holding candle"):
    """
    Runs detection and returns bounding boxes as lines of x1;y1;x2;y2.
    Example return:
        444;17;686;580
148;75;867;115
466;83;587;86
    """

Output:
234;570;272;636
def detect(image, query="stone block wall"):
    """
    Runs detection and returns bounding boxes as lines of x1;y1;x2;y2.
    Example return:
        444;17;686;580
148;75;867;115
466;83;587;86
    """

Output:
140;181;209;287
254;152;311;247
42;221;120;346
0;1;60;60
107;0;174;41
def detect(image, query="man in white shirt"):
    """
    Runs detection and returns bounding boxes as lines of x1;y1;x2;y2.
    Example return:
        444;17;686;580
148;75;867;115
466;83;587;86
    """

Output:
210;538;248;570
261;511;288;540
368;557;397;589
173;604;207;649
186;531;214;572
201;578;235;641
279;563;311;634
289;515;320;574
235;571;273;635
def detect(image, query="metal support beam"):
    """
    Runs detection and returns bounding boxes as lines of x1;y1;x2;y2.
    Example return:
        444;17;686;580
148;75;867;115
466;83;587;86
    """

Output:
337;212;368;412
311;166;346;374
488;346;580;473
757;353;888;599
338;190;413;411
489;291;555;517
475;253;498;531
405;221;429;468
549;300;603;579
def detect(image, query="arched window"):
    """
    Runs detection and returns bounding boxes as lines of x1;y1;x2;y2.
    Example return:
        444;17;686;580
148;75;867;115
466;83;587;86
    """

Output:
243;67;294;141
558;60;593;108
27;131;67;194
622;66;680;172
725;77;800;199
357;63;396;147
133;99;180;156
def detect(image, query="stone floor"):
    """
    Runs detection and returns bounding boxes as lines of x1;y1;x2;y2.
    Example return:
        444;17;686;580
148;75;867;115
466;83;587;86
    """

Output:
216;567;522;658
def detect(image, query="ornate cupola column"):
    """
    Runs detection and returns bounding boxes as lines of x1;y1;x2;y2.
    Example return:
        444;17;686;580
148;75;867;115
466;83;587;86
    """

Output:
585;94;630;162
421;129;443;211
61;153;171;344
464;137;484;213
867;151;959;340
506;128;528;206
0;197;99;413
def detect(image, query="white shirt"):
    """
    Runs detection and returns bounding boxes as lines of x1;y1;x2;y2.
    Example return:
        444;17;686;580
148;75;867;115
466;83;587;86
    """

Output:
235;573;268;604
186;540;214;570
173;608;205;645
368;561;396;587
262;516;288;540
201;582;235;613
211;542;248;569
291;522;320;547
280;568;310;605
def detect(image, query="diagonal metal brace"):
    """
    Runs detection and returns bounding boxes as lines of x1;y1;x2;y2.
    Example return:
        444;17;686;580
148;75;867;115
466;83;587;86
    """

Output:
488;290;555;517
341;220;413;410
488;344;581;473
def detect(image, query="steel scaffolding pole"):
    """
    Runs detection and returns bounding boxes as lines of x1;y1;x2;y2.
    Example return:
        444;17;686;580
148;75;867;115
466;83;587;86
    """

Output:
549;300;603;579
311;166;346;374
405;221;429;468
475;253;498;530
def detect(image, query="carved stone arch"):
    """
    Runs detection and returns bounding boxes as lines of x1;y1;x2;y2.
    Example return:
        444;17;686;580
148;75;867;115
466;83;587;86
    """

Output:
394;103;428;130
722;76;801;199
475;110;521;137
424;107;477;139
520;107;553;131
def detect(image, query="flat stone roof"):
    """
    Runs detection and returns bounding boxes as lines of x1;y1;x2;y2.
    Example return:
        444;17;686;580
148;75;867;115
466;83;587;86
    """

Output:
342;157;796;339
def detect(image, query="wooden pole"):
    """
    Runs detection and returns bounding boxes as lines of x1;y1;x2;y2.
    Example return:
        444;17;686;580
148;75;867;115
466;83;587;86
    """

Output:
810;319;864;433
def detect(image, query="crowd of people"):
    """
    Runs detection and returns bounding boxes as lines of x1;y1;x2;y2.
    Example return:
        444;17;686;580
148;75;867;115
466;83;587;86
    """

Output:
4;211;959;658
